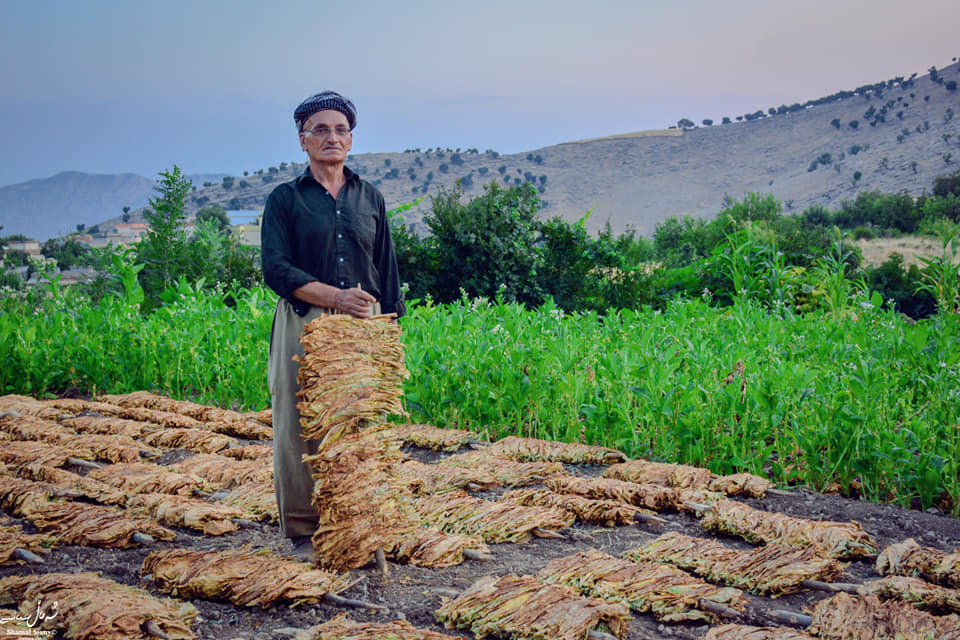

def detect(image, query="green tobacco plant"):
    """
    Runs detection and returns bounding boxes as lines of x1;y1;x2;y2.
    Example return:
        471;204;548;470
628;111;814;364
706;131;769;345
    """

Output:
915;234;960;314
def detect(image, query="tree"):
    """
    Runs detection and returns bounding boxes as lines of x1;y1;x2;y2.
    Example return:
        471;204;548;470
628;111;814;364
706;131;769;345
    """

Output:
138;166;192;311
41;237;92;271
677;118;695;129
196;205;230;231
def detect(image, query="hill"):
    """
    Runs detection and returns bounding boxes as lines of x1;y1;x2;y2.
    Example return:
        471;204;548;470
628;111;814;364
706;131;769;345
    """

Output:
5;60;960;241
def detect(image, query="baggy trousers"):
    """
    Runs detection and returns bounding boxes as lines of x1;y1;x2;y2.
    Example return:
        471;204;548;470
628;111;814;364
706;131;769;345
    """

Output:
268;298;380;539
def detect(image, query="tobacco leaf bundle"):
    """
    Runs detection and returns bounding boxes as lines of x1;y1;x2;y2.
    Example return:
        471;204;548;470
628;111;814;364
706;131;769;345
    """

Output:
142;548;357;607
486;435;627;465
26;501;176;547
216;482;278;522
703;625;817;639
370;422;482;452
624;532;846;596
437;449;565;487
306;441;420;571
220;444;274;461
0;571;198;640
501;488;649;526
700;499;878;559
140;427;237;453
537;550;747;623
876;537;960;588
414;490;574;543
60;415;157;438
605;459;772;498
0;476;64;516
396;459;499;495
168;453;272;489
99;391;256;426
243;407;272;426
385;526;490;567
296;314;408;446
0;521;49;564
297;612;465;640
544;475;723;512
436;573;631;640
0;412;74;442
202;419;273;440
857;575;960;614
18;465;127;505
806;592;960;639
88;462;210;496
0;440;96;470
0;394;66;420
43;397;122;416
126;493;246;535
118;406;202;428
55;433;159;463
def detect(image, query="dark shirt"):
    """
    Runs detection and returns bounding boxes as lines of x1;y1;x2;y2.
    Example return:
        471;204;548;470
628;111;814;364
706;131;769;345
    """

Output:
261;166;405;317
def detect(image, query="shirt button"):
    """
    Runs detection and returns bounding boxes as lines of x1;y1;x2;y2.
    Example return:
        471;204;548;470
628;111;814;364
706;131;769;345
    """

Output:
336;210;341;215
340;281;345;286
337;233;342;238
339;257;344;262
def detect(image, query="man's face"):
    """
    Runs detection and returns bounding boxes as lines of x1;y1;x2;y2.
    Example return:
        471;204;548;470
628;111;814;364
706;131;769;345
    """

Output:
299;110;353;165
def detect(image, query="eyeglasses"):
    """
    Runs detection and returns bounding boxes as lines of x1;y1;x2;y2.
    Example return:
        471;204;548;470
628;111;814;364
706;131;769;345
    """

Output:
303;125;351;139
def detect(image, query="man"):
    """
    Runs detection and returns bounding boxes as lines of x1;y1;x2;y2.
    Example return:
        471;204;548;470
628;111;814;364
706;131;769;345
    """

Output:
261;91;405;560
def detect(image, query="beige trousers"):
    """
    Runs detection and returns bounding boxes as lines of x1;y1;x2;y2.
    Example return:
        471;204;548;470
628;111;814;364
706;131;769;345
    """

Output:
268;298;381;539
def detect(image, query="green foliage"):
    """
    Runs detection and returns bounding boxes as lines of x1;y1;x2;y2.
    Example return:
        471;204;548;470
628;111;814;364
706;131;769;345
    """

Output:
138;166;192;311
915;235;960;314
195;205;230;231
425;182;544;305
41;237;93;271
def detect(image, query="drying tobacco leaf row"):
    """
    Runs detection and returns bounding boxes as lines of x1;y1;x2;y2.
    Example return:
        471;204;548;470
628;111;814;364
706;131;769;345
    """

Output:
624;531;847;596
701;625;817;639
384;525;490;567
0;412;75;442
0;571;198;640
98;390;262;426
88;461;211;497
396;458;500;494
486;435;628;465
605;459;773;498
437;449;566;487
545;475;724;512
126;493;247;535
413;490;574;544
0;521;49;565
220;444;273;461
876;537;960;588
538;550;747;624
0;475;68;516
805;592;960;639
141;548;358;608
201;419;273;440
296;314;408;446
118;405;202;429
17;464;127;505
60;414;159;438
140;427;238;454
25;500;176;548
369;422;484;452
501;487;653;527
215;481;278;523
0;440;97;470
699;499;878;559
295;612;465;640
168;453;272;489
0;394;68;420
857;575;960;614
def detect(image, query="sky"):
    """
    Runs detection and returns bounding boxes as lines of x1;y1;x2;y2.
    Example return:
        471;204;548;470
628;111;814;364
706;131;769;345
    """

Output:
1;0;959;187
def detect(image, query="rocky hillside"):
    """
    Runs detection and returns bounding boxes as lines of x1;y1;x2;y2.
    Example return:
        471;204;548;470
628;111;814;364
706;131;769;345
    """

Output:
7;60;960;241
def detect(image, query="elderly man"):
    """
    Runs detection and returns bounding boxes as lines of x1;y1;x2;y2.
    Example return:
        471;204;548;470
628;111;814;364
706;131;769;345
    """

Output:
261;91;405;560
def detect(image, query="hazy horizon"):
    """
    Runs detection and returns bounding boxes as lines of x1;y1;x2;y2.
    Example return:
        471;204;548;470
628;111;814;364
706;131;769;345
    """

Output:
2;0;958;188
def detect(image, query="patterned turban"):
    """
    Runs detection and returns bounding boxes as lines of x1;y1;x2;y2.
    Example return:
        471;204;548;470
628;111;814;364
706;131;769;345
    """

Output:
293;91;357;131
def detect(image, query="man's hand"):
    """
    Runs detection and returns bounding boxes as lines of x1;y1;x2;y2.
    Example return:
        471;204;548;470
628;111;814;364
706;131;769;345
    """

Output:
335;286;378;318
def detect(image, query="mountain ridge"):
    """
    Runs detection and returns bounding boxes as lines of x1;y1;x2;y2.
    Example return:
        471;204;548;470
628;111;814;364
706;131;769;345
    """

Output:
3;60;960;242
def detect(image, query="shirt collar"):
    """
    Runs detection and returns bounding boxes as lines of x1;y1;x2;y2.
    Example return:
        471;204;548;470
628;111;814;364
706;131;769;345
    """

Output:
297;165;358;187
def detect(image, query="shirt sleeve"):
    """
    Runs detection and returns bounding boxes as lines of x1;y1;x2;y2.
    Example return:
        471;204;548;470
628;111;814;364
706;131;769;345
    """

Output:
260;186;316;303
373;195;406;318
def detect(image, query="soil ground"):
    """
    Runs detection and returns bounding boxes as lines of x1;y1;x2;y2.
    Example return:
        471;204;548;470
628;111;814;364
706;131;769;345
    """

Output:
2;434;960;640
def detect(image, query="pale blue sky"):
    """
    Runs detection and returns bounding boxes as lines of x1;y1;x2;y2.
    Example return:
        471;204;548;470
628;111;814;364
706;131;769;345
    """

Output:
1;0;958;186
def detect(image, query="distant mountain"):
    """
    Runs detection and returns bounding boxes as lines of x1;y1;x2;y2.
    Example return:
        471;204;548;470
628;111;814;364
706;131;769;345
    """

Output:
5;60;960;242
0;171;227;242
